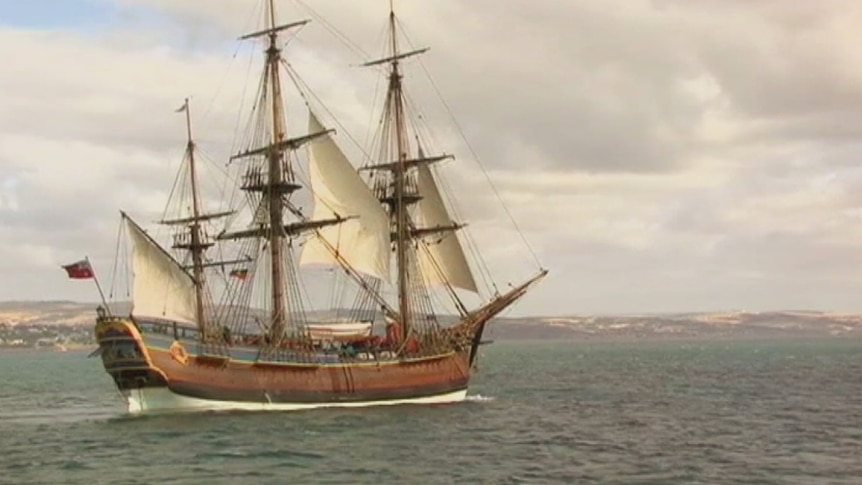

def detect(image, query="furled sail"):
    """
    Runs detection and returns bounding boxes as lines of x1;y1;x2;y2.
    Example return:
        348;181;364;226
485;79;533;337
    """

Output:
415;161;478;293
125;216;198;324
300;111;391;282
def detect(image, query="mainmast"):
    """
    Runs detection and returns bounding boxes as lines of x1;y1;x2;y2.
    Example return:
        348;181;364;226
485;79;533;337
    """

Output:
388;7;412;340
265;0;288;338
226;1;320;342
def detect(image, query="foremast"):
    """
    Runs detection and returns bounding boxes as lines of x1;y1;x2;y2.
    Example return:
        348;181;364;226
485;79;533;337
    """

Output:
362;4;455;344
359;2;548;350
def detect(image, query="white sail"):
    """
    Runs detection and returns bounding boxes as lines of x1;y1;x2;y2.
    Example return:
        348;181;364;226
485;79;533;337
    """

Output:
300;111;391;282
126;216;198;324
416;162;478;293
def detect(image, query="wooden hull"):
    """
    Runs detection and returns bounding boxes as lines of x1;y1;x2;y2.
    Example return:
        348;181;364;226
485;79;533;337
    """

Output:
94;317;476;414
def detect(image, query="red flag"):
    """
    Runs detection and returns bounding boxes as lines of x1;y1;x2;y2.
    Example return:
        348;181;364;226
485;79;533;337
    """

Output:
62;259;94;279
229;268;249;281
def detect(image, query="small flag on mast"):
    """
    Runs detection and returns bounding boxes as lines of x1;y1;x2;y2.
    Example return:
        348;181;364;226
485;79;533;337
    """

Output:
61;259;95;279
175;99;188;113
60;257;110;314
229;268;249;281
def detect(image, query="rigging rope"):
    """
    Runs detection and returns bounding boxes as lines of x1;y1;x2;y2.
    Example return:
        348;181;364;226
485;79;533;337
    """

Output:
398;23;545;271
404;97;497;296
292;0;373;61
108;218;124;301
279;59;378;167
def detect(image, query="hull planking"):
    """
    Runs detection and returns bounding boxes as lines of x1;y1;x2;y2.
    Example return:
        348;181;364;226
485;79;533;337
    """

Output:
95;317;478;414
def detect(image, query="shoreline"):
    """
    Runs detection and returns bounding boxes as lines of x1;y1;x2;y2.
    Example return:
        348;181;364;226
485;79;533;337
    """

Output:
2;332;860;354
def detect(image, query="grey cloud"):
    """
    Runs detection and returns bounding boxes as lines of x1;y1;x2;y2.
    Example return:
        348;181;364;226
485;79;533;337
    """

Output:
104;1;862;174
6;0;862;315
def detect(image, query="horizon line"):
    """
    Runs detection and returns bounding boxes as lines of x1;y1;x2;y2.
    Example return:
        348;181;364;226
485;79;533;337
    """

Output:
0;299;854;318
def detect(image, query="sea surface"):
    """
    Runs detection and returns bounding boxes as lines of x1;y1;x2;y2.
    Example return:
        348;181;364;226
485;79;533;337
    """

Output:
0;338;860;484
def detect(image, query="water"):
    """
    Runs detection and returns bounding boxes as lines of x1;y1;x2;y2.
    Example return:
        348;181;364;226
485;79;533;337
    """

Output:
1;338;860;484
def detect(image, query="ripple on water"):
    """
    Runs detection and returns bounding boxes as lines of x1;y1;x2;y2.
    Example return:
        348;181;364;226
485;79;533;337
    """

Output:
1;340;861;484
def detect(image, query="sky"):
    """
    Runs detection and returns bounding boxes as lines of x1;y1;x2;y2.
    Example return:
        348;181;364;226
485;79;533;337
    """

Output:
3;0;862;316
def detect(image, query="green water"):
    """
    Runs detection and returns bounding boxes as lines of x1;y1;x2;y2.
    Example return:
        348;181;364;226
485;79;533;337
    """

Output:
1;338;860;484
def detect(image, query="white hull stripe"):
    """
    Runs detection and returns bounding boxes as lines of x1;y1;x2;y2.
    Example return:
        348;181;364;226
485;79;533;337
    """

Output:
123;387;468;414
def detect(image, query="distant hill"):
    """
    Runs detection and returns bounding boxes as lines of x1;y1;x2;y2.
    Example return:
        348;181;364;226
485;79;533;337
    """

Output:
483;310;862;340
0;301;114;327
1;301;861;341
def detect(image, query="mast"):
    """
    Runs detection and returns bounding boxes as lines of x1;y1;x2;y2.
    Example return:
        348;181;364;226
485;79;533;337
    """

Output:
360;3;433;341
230;6;330;343
162;98;214;336
182;98;208;333
157;99;242;338
388;5;412;341
266;0;288;339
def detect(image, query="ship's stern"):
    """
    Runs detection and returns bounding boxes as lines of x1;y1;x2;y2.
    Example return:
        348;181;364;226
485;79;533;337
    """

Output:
94;313;168;404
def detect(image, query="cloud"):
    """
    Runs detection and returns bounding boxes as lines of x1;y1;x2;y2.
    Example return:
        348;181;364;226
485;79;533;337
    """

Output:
3;0;862;315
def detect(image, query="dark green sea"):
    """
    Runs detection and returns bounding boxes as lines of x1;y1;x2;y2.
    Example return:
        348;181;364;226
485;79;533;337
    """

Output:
1;338;860;484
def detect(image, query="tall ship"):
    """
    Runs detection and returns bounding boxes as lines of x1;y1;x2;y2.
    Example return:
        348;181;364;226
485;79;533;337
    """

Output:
92;1;546;413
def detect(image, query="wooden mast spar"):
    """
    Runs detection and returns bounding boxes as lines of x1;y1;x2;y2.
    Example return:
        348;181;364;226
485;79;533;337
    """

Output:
160;98;215;339
360;3;451;345
265;0;289;341
182;99;208;337
389;6;411;344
